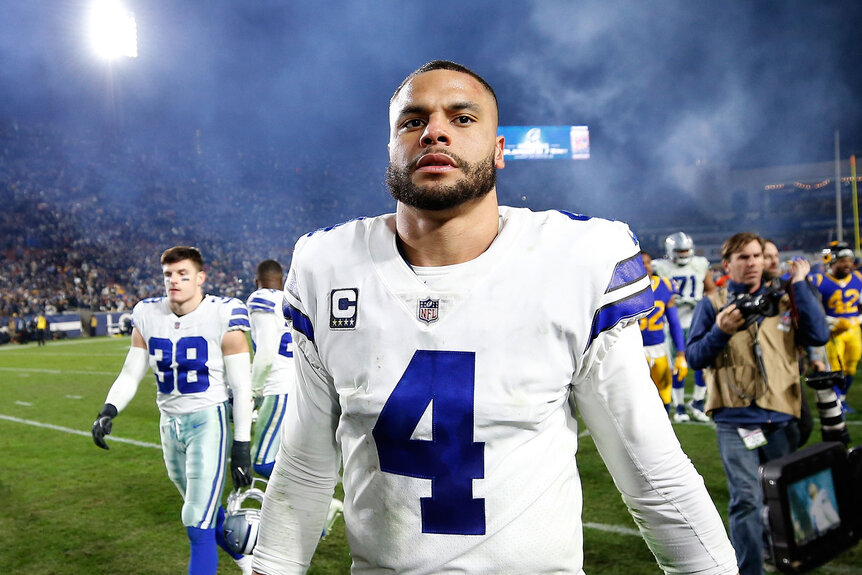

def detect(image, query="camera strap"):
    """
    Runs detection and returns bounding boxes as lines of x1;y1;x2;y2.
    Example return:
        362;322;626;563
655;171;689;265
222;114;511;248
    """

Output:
752;328;770;391
784;279;799;331
719;322;770;401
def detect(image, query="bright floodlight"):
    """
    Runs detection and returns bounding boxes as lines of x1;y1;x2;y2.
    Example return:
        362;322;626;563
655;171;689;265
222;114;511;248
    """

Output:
89;0;138;59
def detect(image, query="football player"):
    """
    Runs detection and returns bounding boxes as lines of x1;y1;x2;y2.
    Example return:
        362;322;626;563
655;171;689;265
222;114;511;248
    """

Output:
92;246;254;575
252;60;737;575
247;259;295;479
246;259;344;538
639;252;688;413
810;241;861;412
652;231;715;422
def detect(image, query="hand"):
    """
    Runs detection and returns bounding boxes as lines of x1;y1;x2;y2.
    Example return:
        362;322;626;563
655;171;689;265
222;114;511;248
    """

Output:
716;303;746;335
92;403;118;450
231;440;252;489
788;256;811;284
673;353;688;380
831;317;852;335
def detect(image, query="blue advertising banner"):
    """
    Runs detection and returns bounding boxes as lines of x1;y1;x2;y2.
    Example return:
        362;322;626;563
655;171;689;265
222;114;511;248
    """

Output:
498;125;590;160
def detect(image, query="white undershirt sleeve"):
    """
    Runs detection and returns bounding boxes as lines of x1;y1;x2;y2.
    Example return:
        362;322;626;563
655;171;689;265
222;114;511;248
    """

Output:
253;331;341;575
250;311;279;396
573;323;738;575
104;346;149;413
224;352;253;442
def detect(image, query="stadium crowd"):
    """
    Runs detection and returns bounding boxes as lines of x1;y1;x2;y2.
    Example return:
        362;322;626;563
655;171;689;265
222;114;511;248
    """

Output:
0;118;849;326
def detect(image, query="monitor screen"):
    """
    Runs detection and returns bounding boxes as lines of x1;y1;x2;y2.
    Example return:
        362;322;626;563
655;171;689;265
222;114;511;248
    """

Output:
787;468;842;546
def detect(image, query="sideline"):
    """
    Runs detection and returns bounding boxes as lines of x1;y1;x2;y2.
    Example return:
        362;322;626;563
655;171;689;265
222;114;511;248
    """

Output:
0;367;118;376
0;336;129;351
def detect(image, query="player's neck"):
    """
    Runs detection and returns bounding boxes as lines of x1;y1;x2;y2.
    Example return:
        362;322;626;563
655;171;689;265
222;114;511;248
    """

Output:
170;293;205;316
394;191;500;267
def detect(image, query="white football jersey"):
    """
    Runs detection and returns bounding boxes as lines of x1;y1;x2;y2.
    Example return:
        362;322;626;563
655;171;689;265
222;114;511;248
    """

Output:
652;255;710;328
132;295;250;416
247;287;296;397
255;208;737;575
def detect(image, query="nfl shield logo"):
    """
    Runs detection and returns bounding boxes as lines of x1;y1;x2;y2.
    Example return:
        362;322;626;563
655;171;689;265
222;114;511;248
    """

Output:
174;321;181;329
417;298;439;324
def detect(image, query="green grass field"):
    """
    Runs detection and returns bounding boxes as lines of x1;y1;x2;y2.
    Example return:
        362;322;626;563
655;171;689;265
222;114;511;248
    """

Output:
1;336;859;574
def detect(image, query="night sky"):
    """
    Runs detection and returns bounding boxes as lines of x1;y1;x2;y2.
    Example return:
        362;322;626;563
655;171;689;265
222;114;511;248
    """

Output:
2;0;861;230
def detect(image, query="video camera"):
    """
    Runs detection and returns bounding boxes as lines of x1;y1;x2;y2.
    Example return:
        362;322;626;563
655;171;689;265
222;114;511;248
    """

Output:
759;372;858;573
761;443;861;573
724;284;785;328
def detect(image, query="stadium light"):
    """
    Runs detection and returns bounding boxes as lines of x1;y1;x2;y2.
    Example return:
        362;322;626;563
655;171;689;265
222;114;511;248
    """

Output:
88;0;138;60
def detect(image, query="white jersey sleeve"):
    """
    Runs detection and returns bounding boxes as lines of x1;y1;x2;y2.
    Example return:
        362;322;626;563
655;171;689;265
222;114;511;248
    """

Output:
132;295;250;415
573;322;737;572
247;288;296;397
253;267;342;575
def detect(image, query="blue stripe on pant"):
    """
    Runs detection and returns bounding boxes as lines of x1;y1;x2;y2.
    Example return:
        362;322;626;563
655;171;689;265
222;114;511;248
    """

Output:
252;393;288;478
160;403;229;529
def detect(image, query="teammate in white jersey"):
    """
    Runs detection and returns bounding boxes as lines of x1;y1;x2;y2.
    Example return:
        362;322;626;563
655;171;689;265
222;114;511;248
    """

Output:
252;61;737;575
92;246;255;575
652;232;715;423
247;259;296;478
247;259;344;537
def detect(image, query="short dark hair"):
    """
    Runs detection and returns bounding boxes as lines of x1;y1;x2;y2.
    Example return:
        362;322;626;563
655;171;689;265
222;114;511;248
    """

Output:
256;259;284;288
390;60;498;117
721;233;764;262
161;246;204;271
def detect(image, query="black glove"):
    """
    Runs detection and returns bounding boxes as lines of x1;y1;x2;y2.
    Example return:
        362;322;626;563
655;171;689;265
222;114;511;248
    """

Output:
230;440;252;489
92;403;118;450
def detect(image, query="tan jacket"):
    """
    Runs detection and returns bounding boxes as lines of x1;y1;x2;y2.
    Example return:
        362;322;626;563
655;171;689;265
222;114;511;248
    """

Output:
703;289;802;418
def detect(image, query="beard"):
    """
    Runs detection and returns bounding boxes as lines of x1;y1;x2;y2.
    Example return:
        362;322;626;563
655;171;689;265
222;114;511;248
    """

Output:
385;149;497;211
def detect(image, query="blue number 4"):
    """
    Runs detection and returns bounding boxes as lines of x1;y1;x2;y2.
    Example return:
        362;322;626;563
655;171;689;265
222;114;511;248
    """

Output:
372;350;485;535
277;331;293;358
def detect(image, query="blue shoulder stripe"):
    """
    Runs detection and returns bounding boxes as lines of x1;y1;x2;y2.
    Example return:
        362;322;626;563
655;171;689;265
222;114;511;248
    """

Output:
605;253;648;293
285;301;315;343
249;297;276;313
231;307;249;317
557;210;592;221
228;318;251;328
586;286;654;352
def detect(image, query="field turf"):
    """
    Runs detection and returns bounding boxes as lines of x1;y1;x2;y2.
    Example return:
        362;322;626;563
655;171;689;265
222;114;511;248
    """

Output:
1;336;859;574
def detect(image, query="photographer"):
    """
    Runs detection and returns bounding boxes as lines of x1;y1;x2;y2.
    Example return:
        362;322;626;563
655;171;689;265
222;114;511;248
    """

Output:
687;232;830;575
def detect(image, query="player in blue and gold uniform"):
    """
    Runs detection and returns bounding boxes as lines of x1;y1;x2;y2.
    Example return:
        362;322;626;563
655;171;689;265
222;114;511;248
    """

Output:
810;241;861;412
640;253;688;413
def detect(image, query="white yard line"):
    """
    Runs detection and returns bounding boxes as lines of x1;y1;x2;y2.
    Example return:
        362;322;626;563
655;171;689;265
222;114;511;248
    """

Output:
0;337;129;351
0;367;118;376
0;413;160;449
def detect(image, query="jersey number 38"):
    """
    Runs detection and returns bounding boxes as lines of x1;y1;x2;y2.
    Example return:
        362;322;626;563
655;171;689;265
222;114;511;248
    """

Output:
148;336;210;394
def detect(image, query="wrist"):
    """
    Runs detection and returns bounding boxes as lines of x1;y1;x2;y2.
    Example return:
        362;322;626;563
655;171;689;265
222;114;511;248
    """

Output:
99;403;118;418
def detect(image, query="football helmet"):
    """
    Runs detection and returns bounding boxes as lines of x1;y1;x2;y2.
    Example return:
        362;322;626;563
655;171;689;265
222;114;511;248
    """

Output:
223;477;267;555
665;232;695;266
822;240;853;266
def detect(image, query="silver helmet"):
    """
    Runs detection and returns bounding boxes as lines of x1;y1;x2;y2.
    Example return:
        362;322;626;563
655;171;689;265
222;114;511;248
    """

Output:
223;477;267;555
665;232;695;265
